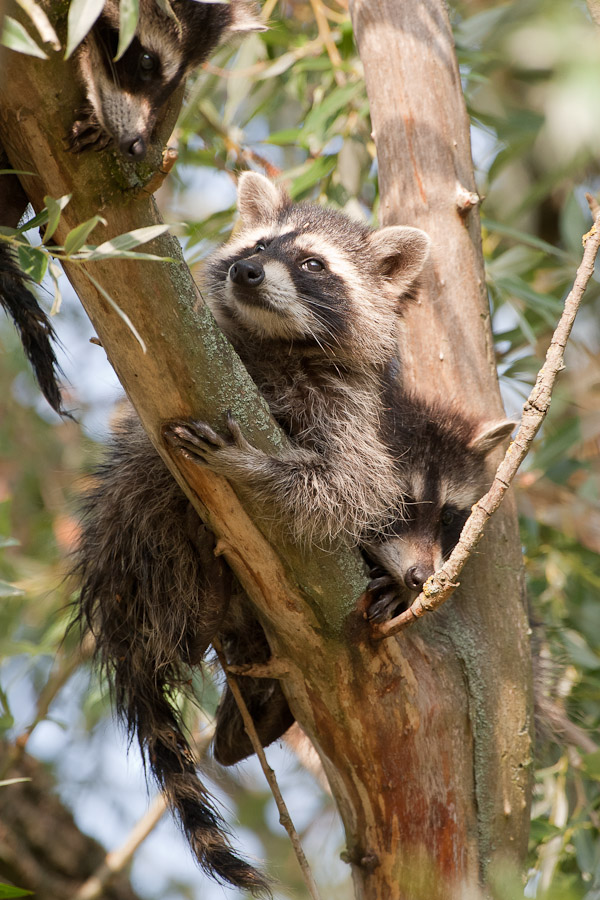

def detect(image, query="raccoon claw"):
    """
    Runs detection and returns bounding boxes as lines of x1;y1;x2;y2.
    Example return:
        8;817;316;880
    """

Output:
366;572;406;623
163;419;228;465
367;591;404;624
225;411;255;453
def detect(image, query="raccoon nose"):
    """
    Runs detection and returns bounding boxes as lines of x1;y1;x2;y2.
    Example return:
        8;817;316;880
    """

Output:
229;259;265;288
122;136;147;159
404;566;431;591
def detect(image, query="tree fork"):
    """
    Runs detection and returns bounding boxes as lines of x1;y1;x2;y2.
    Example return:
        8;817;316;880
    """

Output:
0;3;532;899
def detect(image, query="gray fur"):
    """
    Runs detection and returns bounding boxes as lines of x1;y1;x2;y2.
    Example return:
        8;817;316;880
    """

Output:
74;174;430;894
179;171;431;545
70;0;264;157
365;388;516;622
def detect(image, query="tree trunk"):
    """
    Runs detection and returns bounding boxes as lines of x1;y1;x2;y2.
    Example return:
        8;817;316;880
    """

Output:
348;1;533;896
0;2;532;898
0;741;142;900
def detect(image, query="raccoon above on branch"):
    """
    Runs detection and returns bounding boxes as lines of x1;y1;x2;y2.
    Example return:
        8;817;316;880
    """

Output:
74;171;431;895
0;0;264;417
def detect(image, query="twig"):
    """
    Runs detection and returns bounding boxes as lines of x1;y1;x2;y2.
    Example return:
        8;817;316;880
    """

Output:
71;723;215;900
309;0;346;86
373;212;600;639
72;793;168;900
213;638;323;900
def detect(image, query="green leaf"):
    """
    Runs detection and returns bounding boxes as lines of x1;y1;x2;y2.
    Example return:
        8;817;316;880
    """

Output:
49;262;63;316
0;168;36;177
289;156;337;199
42;194;71;243
63;216;106;256
264;128;302;146
84;271;147;354
79;249;175;262
115;0;139;60
481;217;573;262
0;884;34;898
17;245;48;283
65;0;105;59
14;0;60;50
1;15;47;58
0;580;24;599
17;207;49;234
86;224;171;258
302;81;362;138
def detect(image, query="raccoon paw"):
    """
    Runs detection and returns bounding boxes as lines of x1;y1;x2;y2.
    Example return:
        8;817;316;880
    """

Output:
68;106;110;154
366;572;406;624
163;414;258;471
163;418;229;465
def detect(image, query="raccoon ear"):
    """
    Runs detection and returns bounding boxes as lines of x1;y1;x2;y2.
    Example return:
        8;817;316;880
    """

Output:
369;226;431;292
228;1;268;33
237;172;289;225
468;420;518;456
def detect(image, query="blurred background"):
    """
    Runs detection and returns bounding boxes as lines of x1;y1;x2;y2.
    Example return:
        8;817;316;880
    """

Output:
1;0;599;898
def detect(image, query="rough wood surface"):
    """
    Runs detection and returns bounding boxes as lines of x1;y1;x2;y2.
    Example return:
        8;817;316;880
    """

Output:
349;1;533;897
0;2;532;899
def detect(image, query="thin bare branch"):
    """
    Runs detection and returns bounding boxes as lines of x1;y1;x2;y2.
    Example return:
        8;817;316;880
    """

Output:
373;213;600;639
72;794;168;900
71;724;215;900
213;639;322;900
309;0;346;86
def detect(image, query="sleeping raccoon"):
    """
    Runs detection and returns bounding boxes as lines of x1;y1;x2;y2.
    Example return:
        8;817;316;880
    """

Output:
1;0;263;415
69;0;264;158
215;386;517;766
363;385;516;623
75;171;431;894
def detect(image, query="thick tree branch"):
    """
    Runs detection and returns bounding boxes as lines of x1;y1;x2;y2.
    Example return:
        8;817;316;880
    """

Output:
374;214;600;638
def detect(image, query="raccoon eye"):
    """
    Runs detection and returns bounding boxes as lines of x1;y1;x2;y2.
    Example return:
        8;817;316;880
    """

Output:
301;257;325;273
139;52;158;79
253;241;267;253
441;508;456;527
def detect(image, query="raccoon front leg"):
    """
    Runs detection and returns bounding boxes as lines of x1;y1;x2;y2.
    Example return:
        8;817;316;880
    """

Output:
163;413;356;544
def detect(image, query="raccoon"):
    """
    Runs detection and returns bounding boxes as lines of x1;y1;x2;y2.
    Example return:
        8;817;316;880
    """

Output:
215;386;517;765
75;171;431;894
1;0;263;417
164;172;431;545
69;0;264;158
363;385;516;623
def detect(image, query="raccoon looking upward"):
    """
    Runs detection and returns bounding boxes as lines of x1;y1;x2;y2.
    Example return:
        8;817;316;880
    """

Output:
164;172;431;544
70;0;264;158
75;171;431;895
1;0;263;417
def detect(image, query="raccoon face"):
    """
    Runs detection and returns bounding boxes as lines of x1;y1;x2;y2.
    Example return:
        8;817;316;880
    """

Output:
205;172;431;361
365;407;516;622
71;0;264;157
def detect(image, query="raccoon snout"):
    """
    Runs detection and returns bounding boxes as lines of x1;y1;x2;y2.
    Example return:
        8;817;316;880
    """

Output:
404;565;433;591
121;135;147;159
229;259;265;288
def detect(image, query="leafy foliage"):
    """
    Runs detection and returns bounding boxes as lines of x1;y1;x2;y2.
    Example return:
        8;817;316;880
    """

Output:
0;0;599;898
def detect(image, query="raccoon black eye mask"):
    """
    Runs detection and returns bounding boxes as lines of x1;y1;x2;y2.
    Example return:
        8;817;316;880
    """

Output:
69;0;265;158
363;389;516;623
